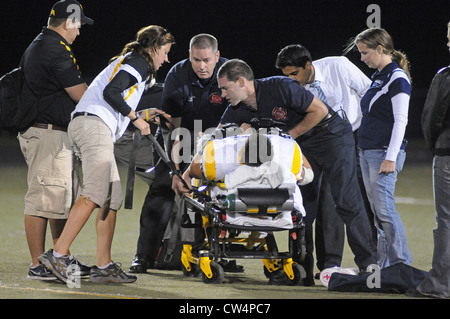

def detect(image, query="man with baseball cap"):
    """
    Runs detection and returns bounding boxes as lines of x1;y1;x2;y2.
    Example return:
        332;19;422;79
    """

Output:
18;0;93;280
49;0;94;25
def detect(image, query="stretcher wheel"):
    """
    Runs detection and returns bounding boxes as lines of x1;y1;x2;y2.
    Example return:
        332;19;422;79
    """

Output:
201;261;224;284
181;262;200;277
263;266;272;279
284;263;306;286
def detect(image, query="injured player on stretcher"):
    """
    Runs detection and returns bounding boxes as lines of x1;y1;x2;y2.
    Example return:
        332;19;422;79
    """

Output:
173;128;314;229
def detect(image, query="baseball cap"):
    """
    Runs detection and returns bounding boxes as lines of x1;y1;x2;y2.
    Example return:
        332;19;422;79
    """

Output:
49;0;94;25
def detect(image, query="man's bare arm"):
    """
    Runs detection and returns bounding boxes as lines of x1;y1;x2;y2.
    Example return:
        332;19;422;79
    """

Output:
65;83;88;103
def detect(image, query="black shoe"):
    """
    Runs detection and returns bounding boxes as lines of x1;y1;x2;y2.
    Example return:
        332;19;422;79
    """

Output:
302;275;316;287
358;266;373;276
129;255;154;273
27;264;57;281
72;256;91;276
218;259;244;273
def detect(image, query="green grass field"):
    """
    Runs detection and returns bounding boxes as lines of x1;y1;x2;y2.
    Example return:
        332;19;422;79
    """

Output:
0;134;438;301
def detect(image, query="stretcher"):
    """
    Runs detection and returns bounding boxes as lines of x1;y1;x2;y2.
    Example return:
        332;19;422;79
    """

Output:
178;130;307;284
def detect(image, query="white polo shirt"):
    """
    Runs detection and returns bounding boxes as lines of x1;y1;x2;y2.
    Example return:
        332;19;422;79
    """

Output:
304;56;371;131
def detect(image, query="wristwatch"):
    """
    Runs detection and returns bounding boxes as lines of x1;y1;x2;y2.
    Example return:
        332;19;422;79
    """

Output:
131;112;139;122
169;170;180;178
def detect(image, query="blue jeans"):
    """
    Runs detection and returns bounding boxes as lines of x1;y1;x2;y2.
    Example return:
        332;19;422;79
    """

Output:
359;149;412;268
418;156;450;298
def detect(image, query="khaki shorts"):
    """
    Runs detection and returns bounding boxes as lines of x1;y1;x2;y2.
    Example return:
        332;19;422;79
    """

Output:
18;126;77;219
68;115;123;211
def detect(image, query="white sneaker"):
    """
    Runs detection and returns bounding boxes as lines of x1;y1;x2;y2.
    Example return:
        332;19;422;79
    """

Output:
319;266;342;287
339;267;359;276
319;267;359;287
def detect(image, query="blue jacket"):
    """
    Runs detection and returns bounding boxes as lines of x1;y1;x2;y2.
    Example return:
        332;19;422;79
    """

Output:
358;61;411;150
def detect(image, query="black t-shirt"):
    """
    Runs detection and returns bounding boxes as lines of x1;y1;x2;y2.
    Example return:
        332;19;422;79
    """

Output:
220;76;316;131
21;27;86;127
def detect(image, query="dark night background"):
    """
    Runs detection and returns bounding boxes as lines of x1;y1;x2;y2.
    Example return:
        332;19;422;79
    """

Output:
1;0;449;138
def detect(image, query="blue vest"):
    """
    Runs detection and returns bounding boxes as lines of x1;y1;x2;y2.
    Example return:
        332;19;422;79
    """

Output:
358;62;411;149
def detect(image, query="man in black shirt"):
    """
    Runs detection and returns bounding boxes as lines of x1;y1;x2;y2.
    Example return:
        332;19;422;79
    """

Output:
129;34;232;273
18;0;92;280
217;59;377;284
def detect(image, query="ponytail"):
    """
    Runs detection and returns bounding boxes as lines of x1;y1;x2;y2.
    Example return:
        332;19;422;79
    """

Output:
391;50;412;82
111;40;152;67
110;25;175;82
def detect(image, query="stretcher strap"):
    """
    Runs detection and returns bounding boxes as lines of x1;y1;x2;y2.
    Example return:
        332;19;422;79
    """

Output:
164;197;185;263
124;131;141;209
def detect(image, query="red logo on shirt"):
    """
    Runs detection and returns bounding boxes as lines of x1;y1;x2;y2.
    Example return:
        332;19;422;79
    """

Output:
272;107;287;120
209;93;223;105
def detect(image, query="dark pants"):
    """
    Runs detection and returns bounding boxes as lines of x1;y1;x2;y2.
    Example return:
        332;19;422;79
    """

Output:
135;161;175;263
314;173;346;269
314;130;377;271
297;116;377;278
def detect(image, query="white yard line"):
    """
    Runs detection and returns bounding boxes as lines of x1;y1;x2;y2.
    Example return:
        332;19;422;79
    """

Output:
395;196;434;206
0;284;144;299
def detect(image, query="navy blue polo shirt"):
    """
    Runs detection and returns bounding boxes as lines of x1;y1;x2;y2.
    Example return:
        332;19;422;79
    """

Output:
220;76;316;131
21;27;86;127
162;57;229;132
358;61;411;149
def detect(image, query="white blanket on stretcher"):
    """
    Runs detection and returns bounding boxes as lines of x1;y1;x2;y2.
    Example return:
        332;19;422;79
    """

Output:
223;161;306;229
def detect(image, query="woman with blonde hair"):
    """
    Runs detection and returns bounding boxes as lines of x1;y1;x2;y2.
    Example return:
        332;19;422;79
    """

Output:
38;25;174;284
345;27;412;268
